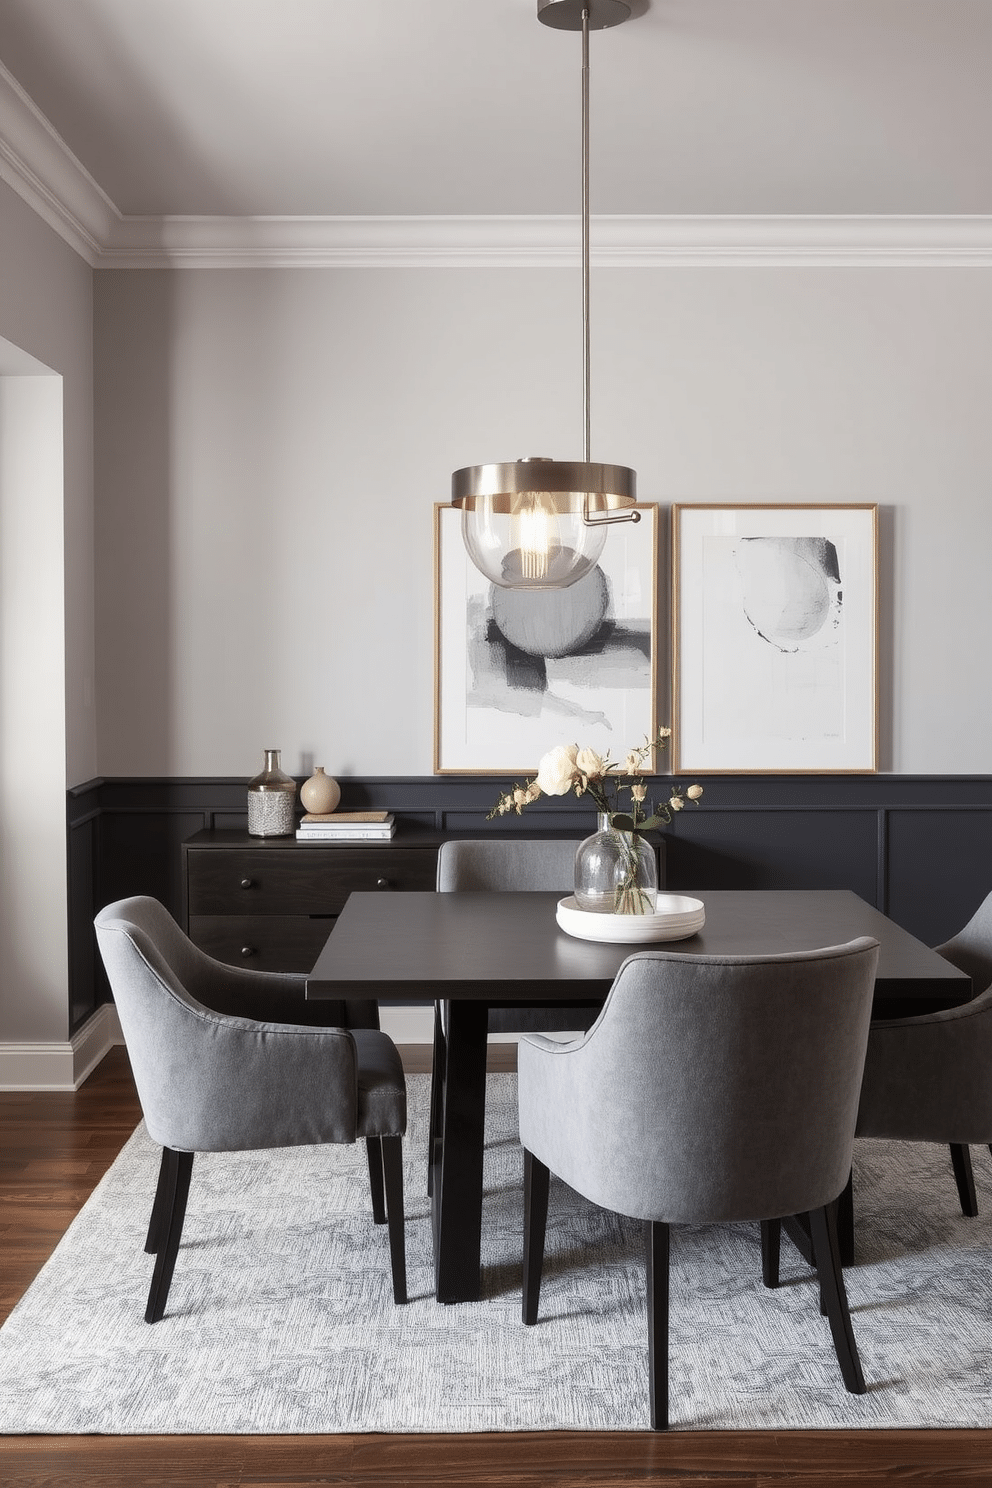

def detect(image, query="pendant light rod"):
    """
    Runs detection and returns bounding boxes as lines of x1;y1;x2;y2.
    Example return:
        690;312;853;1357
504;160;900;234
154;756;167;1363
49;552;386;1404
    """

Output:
582;6;591;465
576;4;638;530
449;0;637;590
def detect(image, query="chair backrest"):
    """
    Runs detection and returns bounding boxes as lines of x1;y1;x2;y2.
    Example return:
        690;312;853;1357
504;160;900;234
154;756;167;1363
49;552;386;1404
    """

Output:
94;896;361;1151
935;889;992;996
437;838;577;893
518;937;879;1226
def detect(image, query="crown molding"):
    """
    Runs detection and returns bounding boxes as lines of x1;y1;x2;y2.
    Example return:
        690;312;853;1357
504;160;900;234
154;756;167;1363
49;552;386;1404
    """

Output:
0;59;116;264
92;212;992;269
3;63;992;269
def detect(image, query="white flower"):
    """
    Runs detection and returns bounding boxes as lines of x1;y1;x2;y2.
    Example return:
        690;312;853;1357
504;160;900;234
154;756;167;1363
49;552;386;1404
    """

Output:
487;725;701;831
575;747;605;783
535;744;579;797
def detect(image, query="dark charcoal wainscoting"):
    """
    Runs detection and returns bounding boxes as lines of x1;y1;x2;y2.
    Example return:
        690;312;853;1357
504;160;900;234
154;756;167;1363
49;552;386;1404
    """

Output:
67;774;992;1037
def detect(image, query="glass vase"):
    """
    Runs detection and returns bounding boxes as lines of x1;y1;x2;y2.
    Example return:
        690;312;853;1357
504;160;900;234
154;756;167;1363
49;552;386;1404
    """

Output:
247;748;297;837
574;813;658;915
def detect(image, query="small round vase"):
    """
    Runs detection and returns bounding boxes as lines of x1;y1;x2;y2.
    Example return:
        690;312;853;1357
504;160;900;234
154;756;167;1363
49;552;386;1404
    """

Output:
247;748;297;837
300;766;341;815
574;814;658;915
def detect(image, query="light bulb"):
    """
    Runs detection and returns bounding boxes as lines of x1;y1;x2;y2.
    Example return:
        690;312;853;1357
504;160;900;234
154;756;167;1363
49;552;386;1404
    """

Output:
514;495;556;582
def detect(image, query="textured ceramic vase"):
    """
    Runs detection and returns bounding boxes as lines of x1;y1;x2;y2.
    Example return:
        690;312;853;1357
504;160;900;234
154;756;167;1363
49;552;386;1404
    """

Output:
573;813;658;914
300;766;341;815
247;749;297;837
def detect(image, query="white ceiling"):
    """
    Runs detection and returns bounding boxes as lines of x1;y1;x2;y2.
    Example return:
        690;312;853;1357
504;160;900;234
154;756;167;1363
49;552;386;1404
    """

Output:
0;0;990;222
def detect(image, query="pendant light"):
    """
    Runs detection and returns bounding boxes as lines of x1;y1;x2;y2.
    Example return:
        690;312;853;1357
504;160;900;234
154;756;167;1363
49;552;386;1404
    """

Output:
450;0;639;590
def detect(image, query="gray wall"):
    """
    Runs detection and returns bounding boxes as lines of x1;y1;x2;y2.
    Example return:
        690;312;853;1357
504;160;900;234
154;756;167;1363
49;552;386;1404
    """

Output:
94;262;992;778
0;179;94;1049
4;173;992;1058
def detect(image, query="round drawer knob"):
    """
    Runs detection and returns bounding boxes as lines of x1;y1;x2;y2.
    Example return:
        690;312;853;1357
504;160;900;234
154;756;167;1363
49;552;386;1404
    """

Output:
240;878;254;890
240;945;256;958
376;877;390;889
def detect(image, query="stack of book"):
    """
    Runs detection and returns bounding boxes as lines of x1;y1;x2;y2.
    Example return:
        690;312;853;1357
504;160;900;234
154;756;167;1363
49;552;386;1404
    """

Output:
295;810;396;843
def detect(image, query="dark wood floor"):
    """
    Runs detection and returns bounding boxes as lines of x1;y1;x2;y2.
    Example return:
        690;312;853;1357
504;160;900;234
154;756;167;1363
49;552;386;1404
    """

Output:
1;1046;990;1487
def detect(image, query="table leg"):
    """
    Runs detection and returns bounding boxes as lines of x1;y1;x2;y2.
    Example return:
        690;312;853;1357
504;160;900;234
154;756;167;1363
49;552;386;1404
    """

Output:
432;998;489;1303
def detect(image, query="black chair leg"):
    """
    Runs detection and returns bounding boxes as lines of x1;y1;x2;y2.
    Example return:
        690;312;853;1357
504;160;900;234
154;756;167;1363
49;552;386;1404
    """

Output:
144;1147;173;1254
366;1136;386;1224
380;1134;407;1304
145;1147;193;1324
522;1149;550;1326
836;1169;855;1266
949;1143;978;1217
761;1219;781;1288
808;1200;866;1395
645;1219;670;1431
427;1002;447;1199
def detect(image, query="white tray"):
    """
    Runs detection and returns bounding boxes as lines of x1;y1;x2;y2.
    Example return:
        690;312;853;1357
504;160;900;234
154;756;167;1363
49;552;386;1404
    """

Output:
556;894;706;945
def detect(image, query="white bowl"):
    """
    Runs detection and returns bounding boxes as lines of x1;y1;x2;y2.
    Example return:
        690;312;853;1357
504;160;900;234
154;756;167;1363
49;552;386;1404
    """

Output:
556;894;706;945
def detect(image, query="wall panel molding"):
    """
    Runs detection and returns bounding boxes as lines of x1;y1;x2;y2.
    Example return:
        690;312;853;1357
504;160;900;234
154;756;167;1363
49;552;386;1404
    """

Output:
67;774;992;1048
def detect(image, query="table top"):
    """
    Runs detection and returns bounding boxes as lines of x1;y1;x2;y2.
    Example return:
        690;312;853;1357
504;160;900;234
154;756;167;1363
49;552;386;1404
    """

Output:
306;889;971;1016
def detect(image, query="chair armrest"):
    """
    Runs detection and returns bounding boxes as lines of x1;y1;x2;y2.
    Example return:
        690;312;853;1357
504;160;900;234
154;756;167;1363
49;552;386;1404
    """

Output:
126;990;362;1152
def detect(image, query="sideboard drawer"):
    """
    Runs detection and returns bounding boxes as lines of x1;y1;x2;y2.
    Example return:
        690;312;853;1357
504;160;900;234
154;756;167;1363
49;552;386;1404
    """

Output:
182;831;442;974
186;846;437;916
188;914;333;973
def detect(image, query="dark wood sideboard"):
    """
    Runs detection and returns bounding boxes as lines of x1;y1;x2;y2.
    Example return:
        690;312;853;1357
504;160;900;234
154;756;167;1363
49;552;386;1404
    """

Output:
181;829;442;973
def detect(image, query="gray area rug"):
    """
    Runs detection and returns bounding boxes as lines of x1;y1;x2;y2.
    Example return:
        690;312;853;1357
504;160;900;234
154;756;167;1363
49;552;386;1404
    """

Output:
1;1072;991;1434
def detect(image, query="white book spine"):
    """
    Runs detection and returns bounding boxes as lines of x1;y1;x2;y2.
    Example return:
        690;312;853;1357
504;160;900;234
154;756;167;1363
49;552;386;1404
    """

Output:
295;830;395;841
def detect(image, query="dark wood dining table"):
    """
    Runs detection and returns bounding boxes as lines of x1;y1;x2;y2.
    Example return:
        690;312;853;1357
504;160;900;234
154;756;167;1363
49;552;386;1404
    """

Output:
306;888;972;1303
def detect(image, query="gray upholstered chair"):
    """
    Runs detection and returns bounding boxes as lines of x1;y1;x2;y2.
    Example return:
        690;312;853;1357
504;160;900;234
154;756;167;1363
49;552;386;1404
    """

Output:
856;889;992;1217
94;896;407;1322
436;837;596;1033
429;838;603;1190
518;938;880;1430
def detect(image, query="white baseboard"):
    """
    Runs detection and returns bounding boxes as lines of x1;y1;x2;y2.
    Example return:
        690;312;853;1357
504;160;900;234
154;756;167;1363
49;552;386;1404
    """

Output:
0;1003;123;1091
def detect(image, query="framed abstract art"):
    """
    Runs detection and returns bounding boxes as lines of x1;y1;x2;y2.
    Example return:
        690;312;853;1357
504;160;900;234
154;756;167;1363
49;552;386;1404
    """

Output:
672;503;878;774
434;503;658;775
